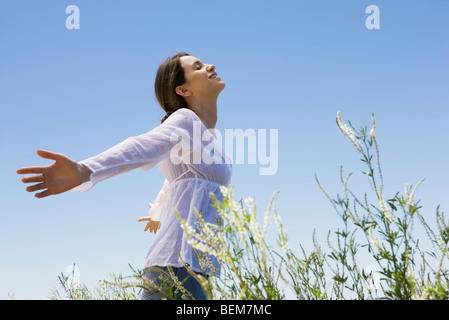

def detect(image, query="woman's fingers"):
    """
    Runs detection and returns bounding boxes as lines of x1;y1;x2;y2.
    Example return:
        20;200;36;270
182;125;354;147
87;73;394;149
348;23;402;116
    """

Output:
35;189;53;199
26;182;47;192
17;150;59;175
137;217;159;234
37;149;60;160
149;221;160;234
17;166;45;175
21;174;45;183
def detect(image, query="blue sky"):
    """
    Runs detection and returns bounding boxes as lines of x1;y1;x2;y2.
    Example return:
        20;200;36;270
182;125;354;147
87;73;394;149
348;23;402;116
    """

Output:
1;0;448;299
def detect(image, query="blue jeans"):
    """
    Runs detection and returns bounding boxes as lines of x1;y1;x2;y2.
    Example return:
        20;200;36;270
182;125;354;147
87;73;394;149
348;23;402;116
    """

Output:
138;266;208;300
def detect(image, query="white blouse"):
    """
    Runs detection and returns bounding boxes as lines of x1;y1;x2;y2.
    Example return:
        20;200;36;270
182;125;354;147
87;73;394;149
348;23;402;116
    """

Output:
72;108;232;275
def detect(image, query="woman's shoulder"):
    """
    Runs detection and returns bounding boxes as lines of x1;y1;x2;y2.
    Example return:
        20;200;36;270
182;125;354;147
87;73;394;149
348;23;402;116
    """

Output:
173;107;198;119
163;108;201;128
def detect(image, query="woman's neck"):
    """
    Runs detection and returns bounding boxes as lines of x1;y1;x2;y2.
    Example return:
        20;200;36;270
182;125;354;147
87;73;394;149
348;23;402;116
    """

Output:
190;97;218;130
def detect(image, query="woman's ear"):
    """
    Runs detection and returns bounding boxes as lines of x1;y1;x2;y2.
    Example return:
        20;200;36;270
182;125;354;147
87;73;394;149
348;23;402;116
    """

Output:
175;85;191;97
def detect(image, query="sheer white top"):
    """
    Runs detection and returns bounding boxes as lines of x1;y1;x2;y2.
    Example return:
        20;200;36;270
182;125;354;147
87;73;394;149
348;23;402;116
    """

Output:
72;108;232;275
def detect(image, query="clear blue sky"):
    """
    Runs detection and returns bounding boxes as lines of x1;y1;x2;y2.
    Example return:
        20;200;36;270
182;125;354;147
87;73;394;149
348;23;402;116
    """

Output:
1;0;448;299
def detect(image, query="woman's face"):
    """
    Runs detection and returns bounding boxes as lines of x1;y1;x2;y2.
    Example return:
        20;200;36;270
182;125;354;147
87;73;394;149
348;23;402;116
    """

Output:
177;55;225;100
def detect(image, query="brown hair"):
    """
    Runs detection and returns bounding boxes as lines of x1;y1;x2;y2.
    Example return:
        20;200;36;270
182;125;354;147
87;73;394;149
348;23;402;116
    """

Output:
155;52;191;124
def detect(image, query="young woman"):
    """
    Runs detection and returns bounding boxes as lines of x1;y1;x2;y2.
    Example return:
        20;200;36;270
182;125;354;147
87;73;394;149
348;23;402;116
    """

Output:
17;52;232;300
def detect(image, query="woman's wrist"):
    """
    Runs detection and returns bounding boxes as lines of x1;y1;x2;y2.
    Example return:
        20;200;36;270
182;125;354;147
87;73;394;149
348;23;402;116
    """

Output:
78;163;92;183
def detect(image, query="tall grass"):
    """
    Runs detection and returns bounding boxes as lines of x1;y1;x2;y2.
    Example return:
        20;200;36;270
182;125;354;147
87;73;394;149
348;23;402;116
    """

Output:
49;112;448;300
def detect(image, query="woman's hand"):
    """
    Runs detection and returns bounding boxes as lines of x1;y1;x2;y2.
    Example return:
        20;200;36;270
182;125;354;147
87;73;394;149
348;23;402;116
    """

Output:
137;203;160;234
17;149;92;199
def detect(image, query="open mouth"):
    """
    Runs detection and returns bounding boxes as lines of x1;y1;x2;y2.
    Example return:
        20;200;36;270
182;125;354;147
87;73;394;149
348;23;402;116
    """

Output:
209;72;218;79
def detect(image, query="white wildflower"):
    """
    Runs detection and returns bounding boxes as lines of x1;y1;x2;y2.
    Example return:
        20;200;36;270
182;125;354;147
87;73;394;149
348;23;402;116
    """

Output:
368;228;381;251
273;210;289;253
229;199;240;212
337;111;362;152
369;113;376;140
245;196;262;243
244;196;254;207
404;183;410;203
234;216;247;240
262;207;271;237
408;178;425;210
436;235;445;250
219;185;228;197
249;208;263;245
379;197;394;223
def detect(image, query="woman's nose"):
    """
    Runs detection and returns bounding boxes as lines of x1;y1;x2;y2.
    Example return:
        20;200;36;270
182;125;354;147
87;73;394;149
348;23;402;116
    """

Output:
207;64;215;71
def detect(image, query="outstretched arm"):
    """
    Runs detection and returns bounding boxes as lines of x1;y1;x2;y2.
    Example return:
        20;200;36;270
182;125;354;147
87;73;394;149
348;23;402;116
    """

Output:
17;150;92;199
17;108;194;197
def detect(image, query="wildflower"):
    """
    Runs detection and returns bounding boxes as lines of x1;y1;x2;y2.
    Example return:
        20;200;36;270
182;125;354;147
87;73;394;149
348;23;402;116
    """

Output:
229;199;240;212
436;235;445;250
369;113;376;140
368;228;381;251
244;196;254;207
219;185;228;197
273;210;289;253
408;179;425;210
262;207;271;237
379;197;394;223
336;111;362;152
404;183;410;202
233;216;247;240
248;208;263;245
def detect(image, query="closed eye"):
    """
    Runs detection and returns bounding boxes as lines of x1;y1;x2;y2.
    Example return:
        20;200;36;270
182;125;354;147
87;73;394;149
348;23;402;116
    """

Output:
193;61;204;70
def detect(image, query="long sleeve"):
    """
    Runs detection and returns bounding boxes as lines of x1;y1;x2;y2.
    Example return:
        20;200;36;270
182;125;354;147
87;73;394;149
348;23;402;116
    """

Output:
72;108;194;192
